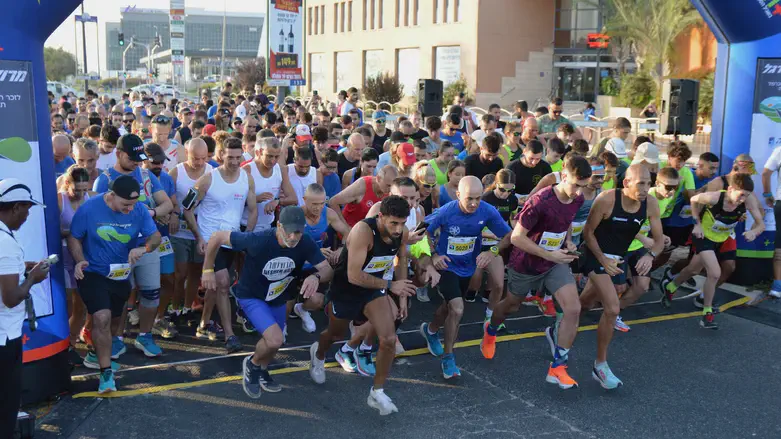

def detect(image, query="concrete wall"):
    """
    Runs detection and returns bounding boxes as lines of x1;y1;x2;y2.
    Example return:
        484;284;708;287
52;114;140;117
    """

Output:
672;23;717;75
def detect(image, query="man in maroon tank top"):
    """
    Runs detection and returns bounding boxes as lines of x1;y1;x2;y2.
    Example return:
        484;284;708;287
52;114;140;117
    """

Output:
328;165;397;227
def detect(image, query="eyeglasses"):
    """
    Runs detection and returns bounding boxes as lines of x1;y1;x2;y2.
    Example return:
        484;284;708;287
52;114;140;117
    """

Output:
150;161;165;166
421;183;436;189
123;119;134;124
512;132;521;136
497;185;515;193
152;115;171;124
111;112;123;116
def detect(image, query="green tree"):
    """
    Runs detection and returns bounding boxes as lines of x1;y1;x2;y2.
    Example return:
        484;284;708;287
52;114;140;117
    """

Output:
44;47;77;81
236;57;267;91
618;71;656;109
363;72;404;109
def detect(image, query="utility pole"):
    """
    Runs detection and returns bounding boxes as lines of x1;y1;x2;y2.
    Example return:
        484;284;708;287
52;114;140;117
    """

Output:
80;3;89;94
220;0;226;85
122;37;135;90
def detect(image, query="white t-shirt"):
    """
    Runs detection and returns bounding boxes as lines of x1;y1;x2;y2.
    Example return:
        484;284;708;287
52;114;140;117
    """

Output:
470;129;505;146
96;151;117;172
234;105;248;120
0;221;27;345
764;146;781;200
340;101;355;116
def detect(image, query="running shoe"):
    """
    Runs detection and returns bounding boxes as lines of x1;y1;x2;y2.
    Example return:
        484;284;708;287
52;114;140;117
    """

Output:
211;321;225;335
287;310;300;320
480;291;490;304
546;363;578;389
660;278;674;309
111;337;126;360
128;308;140;326
353;349;376;377
134;333;163;357
480;321;497;359
368;387;399;416
592;362;623;389
483;315;506;332
419;322;444;357
539;298;556;318
79;328;93;346
335;349;357;372
662;266;673;283
225;335;242;353
196;323;219;341
395;336;405;355
258;368;282;392
693;292;704;308
98;369;117;394
614;316;631;332
151;318;179;339
700;312;718;330
522;293;541;307
309;342;326;384
464;290;477;303
236;308;257;334
83;352;120;371
67;346;82;367
770;289;781;299
294;303;317;333
241;355;262;399
416;287;430;302
441;353;461;379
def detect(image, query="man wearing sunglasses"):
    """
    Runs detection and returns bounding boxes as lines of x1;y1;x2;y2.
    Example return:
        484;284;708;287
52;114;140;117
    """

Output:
122;113;135;135
148;114;182;172
537;97;577;137
371;111;391;155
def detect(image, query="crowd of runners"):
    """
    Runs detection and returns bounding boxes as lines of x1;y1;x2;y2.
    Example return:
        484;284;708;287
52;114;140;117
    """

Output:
45;83;774;415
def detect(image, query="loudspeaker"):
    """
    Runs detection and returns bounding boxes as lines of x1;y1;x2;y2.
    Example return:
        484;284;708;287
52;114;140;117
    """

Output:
660;79;699;135
417;79;443;117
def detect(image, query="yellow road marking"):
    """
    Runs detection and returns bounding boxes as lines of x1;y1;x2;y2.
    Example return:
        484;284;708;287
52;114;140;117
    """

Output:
73;296;749;399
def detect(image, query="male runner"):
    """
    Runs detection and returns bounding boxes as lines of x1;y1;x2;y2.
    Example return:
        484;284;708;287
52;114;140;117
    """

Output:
580;164;663;389
662;173;764;328
147;114;183;171
328;165;397;227
310;196;417;415
69;176;160;392
420;176;512;378
480;156;591;389
183;137;257;351
203;206;333;398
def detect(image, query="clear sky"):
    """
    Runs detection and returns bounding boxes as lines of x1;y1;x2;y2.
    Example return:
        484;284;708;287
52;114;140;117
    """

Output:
46;0;267;74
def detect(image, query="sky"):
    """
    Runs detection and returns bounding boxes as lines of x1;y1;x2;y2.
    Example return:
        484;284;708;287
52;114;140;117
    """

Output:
46;0;267;75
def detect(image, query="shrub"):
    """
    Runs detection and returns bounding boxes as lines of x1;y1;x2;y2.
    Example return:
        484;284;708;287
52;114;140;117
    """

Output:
443;75;474;109
363;72;404;105
618;71;656;109
600;76;619;96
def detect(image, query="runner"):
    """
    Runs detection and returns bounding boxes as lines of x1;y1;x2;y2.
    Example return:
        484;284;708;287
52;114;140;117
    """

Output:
183;136;257;352
69;176;161;392
242;137;295;234
506;139;552;205
579;164;663;389
420;176;512;379
168;138;212;321
439;159;465;206
316;148;342;200
341;148;380;190
429;141;456;186
287;147;318;206
480;156;592;389
310;196;416;415
328;165;397;227
661;173;764;328
202;206;333;398
148;114;183;171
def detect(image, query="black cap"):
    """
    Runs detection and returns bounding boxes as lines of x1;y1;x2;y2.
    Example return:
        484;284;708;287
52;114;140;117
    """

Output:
117;134;148;161
278;206;306;233
144;142;167;163
390;131;407;143
109;175;141;200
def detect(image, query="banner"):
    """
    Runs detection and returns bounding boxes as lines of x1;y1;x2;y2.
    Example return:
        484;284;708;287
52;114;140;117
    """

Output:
267;0;305;87
170;0;185;77
740;58;781;258
0;60;67;361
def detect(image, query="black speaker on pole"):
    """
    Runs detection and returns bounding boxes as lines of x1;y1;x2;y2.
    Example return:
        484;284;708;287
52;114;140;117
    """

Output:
660;79;699;135
418;79;444;117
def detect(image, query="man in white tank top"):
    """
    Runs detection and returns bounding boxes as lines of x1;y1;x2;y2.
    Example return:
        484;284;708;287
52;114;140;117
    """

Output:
287;147;318;206
168;138;213;320
148;114;183;172
241;137;297;233
183;137;258;352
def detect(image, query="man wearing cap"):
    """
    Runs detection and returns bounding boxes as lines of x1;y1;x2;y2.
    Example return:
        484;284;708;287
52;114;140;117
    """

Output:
0;179;51;434
203;206;332;399
68;175;161;393
93;134;174;359
371;111;391;154
393;142;417;177
376;131;408;174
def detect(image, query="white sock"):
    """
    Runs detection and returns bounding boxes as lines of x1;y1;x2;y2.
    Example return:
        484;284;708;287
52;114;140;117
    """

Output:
484;308;493;318
341;343;355;353
360;341;373;351
543;294;552;302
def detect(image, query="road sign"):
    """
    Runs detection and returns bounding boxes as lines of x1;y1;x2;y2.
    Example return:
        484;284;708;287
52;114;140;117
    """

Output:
74;13;98;23
75;75;100;81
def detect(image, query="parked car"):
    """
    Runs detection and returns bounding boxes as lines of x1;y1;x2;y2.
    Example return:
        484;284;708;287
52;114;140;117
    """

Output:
47;81;77;97
154;84;181;97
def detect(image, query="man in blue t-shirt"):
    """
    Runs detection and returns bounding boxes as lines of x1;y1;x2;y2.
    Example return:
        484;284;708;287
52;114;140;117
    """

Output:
68;176;160;394
53;134;76;178
440;113;468;154
92;134;174;359
201;206;332;399
420;176;512;379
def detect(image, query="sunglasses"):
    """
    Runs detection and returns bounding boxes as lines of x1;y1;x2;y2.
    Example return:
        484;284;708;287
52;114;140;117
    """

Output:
512;132;521;136
234;121;243;125
421;183;436;189
661;183;678;192
152;115;171;124
375;119;386;124
552;111;562;115
497;185;515;193
123;120;134;124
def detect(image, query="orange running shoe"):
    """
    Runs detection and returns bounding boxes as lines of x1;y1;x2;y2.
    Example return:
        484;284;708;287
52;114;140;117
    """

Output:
79;328;93;347
480;321;497;359
522;294;541;307
539;298;557;318
546;363;578;389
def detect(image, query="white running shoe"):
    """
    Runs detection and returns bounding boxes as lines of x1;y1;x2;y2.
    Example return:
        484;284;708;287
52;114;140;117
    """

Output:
128;309;140;326
294;303;316;333
770;289;781;299
395;336;405;355
309;342;326;384
367;387;398;415
614;316;631;332
416;287;430;302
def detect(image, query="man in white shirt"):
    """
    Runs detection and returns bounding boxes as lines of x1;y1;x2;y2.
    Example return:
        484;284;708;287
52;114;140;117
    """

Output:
0;179;49;438
340;91;359;116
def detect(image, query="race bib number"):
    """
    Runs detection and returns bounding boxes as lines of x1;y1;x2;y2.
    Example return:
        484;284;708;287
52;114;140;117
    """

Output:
538;231;566;251
680;205;693;218
364;255;395;280
107;263;131;281
571;221;586;237
447;236;477;256
265;276;294;302
157;236;174;256
711;220;737;235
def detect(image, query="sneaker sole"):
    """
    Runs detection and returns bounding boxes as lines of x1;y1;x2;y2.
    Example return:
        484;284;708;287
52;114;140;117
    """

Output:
545;374;577;389
591;371;622;390
335;354;357;373
83;359;100;370
259;382;282;393
241;357;262;399
353;358;375;377
111;346;126;360
97;386;117;394
134;341;162;358
367;395;398;415
699;321;719;330
300;319;317;333
614;325;630;333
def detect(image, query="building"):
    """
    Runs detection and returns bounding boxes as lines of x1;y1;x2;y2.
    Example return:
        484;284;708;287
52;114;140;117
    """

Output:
105;7;264;82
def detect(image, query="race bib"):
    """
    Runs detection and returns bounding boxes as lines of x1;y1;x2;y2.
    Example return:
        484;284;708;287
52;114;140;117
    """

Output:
179;219;189;231
680;205;693;218
107;263;131;281
571;221;586;237
710;220;737;235
364;255;395;280
447;236;477;256
266;276;294;302
157;236;174;256
538;231;566;251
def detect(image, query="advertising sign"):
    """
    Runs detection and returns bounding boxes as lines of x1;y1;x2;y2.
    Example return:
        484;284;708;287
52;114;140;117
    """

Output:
268;0;305;86
170;0;185;71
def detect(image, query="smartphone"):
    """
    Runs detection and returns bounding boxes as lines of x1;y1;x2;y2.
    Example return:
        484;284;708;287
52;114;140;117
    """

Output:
413;222;430;233
566;250;581;257
46;254;59;265
313;90;318;96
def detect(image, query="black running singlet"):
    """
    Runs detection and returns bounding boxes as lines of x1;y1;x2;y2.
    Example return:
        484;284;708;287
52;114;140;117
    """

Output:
593;190;647;257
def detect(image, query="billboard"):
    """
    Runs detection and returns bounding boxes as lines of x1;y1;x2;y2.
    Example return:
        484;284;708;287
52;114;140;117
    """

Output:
268;0;305;87
170;0;185;77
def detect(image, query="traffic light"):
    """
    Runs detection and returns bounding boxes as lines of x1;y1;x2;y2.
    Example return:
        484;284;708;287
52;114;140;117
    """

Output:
118;32;125;46
155;35;161;47
153;67;159;78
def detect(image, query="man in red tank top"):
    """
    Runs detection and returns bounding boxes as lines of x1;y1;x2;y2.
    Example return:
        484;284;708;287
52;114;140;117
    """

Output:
328;165;397;227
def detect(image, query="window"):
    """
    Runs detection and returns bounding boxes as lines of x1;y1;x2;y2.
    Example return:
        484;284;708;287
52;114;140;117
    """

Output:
396;48;420;96
433;0;438;24
321;6;325;33
334;3;339;32
313;6;319;35
308;7;313;35
310;53;326;93
455;0;461;22
443;0;449;23
554;2;604;49
395;0;400;27
341;2;346;32
371;0;376;30
378;0;383;28
414;0;419;25
404;0;409;26
335;51;353;91
435;46;461;85
348;1;353;31
364;50;383;86
363;0;368;30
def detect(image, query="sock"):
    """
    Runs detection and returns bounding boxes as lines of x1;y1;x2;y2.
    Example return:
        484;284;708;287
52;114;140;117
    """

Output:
552;346;569;367
116;336;123;341
360;341;373;351
666;281;678;293
595;361;607;368
340;343;355;353
772;280;781;292
543;294;552;302
485;308;493;318
426;325;437;336
486;324;498;336
703;306;713;315
101;367;111;374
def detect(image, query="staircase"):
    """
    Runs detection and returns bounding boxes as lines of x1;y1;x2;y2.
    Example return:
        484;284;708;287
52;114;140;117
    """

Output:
475;47;554;110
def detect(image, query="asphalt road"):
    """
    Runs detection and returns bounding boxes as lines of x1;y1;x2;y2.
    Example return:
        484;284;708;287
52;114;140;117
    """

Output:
33;287;781;439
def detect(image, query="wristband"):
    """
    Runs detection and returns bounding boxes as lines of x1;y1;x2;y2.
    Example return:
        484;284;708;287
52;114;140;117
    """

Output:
490;246;499;256
386;279;392;292
763;192;773;198
202;268;215;274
